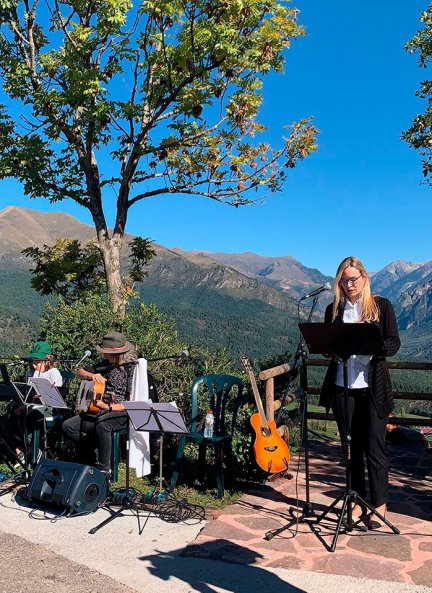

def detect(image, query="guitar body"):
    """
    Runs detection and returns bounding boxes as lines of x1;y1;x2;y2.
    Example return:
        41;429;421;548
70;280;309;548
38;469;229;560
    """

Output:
250;414;290;474
87;380;107;415
87;401;101;415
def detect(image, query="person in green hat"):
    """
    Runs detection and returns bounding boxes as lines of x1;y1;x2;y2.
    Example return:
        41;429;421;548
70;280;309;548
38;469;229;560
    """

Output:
27;341;63;388
0;340;62;468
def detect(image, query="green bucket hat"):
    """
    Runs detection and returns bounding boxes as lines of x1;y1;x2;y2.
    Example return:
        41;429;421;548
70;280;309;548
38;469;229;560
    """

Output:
28;341;52;360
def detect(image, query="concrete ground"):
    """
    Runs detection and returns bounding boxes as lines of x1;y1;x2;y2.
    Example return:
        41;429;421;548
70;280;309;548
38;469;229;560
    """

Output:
0;439;430;593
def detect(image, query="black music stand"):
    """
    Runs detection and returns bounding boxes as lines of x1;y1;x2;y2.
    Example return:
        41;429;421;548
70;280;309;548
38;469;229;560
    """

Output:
89;401;189;535
264;293;321;541
299;322;399;552
0;372;38;474
27;377;69;460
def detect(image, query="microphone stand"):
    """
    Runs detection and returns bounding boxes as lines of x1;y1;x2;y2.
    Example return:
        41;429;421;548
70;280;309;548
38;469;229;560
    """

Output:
264;295;320;541
148;353;188;362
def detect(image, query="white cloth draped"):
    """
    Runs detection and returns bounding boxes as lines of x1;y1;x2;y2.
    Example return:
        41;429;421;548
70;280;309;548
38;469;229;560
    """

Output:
129;358;151;477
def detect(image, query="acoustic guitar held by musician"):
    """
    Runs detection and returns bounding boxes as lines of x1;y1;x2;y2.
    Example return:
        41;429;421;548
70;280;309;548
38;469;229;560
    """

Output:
241;356;290;474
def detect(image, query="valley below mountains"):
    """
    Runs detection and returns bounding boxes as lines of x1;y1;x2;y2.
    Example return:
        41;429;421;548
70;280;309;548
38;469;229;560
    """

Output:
0;206;431;363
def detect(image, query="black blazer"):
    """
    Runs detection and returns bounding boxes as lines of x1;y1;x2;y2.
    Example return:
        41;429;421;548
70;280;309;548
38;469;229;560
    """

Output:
319;296;401;418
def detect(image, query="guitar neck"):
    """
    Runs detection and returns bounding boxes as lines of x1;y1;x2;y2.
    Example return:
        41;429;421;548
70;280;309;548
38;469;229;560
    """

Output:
241;357;269;430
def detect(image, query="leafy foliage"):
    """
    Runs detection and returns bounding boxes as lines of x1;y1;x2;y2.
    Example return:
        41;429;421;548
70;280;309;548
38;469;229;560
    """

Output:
38;294;238;403
22;236;155;304
0;0;318;313
22;239;106;303
403;5;432;182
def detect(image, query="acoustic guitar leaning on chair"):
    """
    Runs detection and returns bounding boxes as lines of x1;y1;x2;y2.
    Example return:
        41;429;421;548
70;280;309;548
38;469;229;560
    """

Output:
241;356;290;474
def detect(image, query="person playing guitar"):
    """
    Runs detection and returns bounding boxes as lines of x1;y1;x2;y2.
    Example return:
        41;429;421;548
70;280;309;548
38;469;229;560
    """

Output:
62;332;135;478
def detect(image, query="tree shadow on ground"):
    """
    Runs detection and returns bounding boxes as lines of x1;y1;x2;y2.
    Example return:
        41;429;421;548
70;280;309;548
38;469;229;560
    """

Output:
138;540;307;593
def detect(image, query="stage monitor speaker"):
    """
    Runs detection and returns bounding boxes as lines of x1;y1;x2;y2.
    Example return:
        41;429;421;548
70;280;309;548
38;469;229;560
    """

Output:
27;459;108;514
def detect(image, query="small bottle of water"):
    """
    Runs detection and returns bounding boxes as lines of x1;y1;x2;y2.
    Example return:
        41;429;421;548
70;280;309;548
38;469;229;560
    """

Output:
203;410;214;438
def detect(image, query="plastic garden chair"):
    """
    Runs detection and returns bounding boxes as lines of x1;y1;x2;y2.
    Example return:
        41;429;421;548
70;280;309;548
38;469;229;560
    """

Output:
170;374;244;498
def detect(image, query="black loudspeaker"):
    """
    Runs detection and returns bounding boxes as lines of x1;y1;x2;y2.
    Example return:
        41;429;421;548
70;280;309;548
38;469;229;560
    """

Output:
27;459;108;514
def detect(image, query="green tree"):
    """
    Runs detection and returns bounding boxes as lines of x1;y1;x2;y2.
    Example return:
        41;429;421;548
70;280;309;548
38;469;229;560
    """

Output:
0;0;317;316
403;4;432;181
40;294;238;405
22;236;155;304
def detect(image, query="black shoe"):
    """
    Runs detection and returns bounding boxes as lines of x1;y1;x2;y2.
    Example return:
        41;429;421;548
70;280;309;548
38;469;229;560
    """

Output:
362;512;383;530
94;463;111;480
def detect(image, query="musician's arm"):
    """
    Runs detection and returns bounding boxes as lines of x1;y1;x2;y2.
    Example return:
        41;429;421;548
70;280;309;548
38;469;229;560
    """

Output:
75;366;105;384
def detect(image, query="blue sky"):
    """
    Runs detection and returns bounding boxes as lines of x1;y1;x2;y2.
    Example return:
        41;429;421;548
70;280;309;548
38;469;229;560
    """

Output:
1;0;430;277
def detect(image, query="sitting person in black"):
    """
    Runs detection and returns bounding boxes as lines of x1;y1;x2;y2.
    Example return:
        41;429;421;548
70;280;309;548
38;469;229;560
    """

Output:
62;332;135;476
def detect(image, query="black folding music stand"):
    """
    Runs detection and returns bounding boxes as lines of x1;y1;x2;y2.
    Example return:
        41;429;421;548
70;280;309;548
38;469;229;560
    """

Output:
299;322;399;552
0;373;39;473
27;377;69;460
264;294;320;542
126;401;188;495
89;401;189;535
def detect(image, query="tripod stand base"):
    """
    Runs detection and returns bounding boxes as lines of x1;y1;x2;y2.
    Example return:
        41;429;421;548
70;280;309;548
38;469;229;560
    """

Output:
264;502;318;541
89;497;138;534
312;490;400;552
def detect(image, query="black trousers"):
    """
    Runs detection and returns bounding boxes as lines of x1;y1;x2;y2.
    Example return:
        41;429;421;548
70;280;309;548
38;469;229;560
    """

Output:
331;387;389;508
0;406;44;456
62;411;127;472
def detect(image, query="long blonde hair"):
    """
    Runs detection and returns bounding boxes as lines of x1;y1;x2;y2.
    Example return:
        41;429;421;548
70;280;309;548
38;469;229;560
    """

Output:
332;256;379;322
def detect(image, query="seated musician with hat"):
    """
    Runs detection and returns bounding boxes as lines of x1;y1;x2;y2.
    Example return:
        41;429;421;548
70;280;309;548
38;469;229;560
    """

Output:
62;331;135;478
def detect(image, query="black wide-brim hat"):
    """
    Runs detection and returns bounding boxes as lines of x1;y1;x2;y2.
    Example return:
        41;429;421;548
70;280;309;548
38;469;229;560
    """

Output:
96;331;131;354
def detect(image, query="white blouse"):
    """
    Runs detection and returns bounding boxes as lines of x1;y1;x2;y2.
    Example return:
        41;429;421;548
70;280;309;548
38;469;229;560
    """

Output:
335;300;372;389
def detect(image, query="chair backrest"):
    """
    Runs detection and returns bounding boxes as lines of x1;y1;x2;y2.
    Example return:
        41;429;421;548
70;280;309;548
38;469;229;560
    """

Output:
190;375;244;436
59;370;75;401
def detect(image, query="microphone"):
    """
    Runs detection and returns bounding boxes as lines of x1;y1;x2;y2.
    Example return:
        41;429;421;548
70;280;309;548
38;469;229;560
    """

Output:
300;282;332;300
72;349;92;370
178;350;189;361
3;359;29;366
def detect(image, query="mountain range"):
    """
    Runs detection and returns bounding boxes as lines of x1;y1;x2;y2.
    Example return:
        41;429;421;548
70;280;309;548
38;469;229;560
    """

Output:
0;206;431;361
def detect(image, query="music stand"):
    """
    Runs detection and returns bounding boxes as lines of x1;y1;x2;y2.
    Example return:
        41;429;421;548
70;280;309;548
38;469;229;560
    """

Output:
264;294;321;541
89;401;189;535
27;377;69;461
0;373;39;473
299;322;399;552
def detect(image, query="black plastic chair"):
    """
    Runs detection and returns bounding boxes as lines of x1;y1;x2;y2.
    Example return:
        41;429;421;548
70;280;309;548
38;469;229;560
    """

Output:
170;374;244;498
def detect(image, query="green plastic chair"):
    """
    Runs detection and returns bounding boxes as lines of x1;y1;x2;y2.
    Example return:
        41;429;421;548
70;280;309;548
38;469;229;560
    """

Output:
170;374;244;498
111;428;127;482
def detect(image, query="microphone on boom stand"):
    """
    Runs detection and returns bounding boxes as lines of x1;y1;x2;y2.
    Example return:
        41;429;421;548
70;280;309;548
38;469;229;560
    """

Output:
148;350;190;363
72;350;92;370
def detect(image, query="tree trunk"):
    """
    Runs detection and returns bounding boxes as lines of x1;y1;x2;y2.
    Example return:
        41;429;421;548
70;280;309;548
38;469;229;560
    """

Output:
98;235;125;318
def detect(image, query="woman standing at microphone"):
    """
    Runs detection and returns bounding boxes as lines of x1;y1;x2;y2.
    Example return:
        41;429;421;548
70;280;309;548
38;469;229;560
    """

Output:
319;256;400;529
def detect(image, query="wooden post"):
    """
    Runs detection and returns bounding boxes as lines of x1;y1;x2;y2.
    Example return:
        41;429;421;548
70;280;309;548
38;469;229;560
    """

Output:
259;363;290;442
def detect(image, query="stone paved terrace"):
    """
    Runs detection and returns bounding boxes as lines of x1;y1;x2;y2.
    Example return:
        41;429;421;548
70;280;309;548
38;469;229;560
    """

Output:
182;440;432;588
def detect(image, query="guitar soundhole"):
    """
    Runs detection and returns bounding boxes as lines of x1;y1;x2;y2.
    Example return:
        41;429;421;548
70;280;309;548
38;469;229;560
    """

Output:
264;446;278;452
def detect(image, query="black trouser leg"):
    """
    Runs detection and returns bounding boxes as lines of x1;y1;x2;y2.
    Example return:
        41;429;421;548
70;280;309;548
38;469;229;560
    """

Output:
62;414;98;465
94;412;127;472
332;389;389;507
